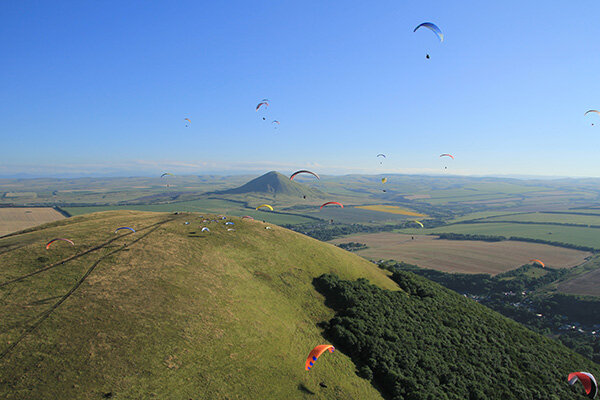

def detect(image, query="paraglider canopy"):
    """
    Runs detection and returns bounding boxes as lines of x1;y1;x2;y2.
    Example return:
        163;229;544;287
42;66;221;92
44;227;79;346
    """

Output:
256;204;274;211
584;110;600;116
413;220;424;228
201;227;210;232
46;238;74;249
161;172;174;178
413;22;444;42
242;216;254;220
320;201;344;209
529;259;545;268
568;372;597;399
439;153;454;159
290;170;320;180
381;177;387;184
305;345;335;371
115;227;135;234
256;101;269;111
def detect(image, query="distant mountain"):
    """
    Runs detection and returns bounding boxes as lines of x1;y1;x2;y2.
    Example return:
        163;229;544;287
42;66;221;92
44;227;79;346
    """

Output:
216;171;324;198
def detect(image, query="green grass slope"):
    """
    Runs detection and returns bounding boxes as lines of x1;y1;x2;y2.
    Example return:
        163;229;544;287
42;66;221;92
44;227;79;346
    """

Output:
0;211;395;399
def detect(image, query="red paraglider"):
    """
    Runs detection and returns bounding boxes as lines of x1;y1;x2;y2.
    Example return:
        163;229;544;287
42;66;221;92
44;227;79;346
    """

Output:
568;372;597;399
45;238;74;250
320;202;344;209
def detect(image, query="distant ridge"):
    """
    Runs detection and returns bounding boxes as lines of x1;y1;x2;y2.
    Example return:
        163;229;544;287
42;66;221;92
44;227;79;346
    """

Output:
215;171;324;197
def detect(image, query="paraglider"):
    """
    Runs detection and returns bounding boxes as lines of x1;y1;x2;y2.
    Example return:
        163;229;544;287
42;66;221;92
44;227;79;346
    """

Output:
381;177;387;184
413;220;424;228
529;259;545;268
320;202;344;209
227;228;235;232
242;216;254;220
256;101;269;111
184;118;191;127
568;372;597;399
290;170;320;180
585;110;600;126
377;154;386;164
225;222;234;225
414;22;444;42
305;345;335;371
265;226;272;230
256;204;274;211
114;227;135;234
45;238;74;250
161;172;174;178
201;227;210;232
440;154;454;170
272;120;280;128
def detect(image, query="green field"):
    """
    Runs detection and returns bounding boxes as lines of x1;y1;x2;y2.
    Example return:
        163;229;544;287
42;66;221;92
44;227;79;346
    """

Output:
299;205;420;225
473;212;600;226
63;199;316;225
420;222;600;249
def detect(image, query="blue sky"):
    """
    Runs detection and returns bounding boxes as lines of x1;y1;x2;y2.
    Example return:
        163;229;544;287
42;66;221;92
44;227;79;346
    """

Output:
1;1;600;178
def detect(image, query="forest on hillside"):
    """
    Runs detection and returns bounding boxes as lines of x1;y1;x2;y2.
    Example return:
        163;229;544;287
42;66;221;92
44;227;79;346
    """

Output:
314;273;598;400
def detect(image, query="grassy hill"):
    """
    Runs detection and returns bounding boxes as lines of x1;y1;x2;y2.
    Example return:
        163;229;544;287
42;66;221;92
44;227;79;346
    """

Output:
0;211;597;399
0;211;394;399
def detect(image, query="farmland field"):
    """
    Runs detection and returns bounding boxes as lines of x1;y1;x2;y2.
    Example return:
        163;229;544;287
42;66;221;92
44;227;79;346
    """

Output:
329;233;591;275
0;207;66;236
473;212;600;226
555;267;600;297
354;205;427;217
422;222;600;249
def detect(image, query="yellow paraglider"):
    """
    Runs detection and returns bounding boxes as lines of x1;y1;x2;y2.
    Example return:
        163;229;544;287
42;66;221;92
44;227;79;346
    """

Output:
256;204;274;211
381;177;387;184
413;220;424;228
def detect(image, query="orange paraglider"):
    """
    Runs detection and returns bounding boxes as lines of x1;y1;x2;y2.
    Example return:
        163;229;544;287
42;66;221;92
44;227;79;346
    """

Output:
529;259;545;268
305;345;335;371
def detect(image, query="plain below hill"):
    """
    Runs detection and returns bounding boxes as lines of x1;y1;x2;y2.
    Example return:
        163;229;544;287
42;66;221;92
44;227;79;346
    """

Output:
0;211;597;399
329;232;592;275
